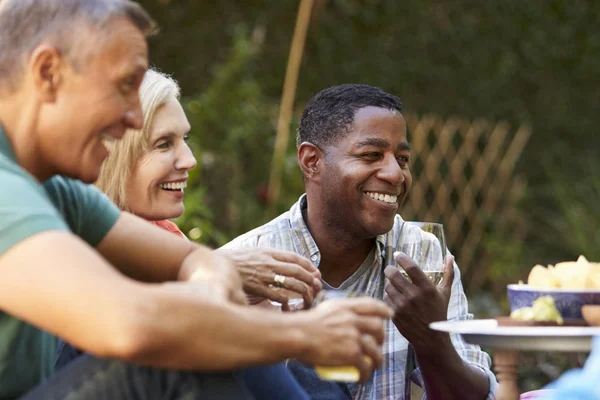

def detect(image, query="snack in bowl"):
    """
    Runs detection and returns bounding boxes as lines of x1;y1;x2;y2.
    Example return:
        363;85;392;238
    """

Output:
582;305;600;326
527;255;600;290
507;256;600;320
510;296;563;325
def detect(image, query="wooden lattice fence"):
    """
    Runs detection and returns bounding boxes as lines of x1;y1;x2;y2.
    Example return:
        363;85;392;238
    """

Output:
401;113;531;290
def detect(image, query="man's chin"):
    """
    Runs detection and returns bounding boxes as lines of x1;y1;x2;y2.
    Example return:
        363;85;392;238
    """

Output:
78;175;98;184
364;220;395;238
65;167;100;184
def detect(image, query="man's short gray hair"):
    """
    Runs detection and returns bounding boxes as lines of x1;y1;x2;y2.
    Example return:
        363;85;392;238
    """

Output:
0;0;156;92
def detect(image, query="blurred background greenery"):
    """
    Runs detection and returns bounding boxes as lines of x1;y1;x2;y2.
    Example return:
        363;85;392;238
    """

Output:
139;0;600;389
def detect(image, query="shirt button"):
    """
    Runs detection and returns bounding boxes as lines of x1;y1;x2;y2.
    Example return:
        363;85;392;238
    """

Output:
310;255;318;261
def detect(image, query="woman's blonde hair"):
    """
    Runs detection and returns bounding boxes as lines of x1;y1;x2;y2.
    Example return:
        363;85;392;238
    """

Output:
96;68;181;210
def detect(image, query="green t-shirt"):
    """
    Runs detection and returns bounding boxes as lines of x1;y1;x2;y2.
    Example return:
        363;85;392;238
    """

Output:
0;125;120;399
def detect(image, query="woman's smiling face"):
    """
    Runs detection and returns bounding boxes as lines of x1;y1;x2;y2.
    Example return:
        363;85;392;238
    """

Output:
125;95;196;220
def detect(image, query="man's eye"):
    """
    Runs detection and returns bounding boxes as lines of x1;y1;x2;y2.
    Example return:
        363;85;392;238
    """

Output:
397;156;410;164
120;77;136;92
183;135;190;142
362;152;381;159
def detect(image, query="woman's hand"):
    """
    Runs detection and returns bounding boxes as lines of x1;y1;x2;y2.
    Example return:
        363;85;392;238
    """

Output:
292;297;393;383
217;248;322;310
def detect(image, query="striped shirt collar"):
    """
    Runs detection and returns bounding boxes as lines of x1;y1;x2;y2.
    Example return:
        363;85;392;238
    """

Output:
289;193;388;267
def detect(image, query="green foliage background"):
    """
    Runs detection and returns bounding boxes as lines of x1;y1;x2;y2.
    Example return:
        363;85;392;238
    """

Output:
138;0;600;388
137;0;600;282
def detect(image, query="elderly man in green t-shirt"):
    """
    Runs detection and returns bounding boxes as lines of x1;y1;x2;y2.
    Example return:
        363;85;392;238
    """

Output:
0;1;394;399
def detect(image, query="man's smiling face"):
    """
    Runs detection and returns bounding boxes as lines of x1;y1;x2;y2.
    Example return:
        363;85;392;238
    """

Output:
318;106;412;239
37;17;148;183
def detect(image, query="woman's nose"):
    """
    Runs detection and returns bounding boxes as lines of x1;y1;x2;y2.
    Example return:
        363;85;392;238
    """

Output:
175;144;197;171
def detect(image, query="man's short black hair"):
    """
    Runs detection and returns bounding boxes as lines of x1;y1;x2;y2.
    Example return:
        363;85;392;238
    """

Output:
296;84;403;148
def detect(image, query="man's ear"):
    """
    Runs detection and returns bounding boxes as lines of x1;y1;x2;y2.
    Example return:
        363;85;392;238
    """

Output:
298;142;323;182
28;45;65;102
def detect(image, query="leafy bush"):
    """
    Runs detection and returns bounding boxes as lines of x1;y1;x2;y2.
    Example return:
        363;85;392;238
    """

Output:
176;28;304;246
527;150;600;265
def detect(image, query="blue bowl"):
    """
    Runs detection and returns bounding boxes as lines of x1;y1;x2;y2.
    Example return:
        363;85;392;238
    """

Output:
507;284;600;320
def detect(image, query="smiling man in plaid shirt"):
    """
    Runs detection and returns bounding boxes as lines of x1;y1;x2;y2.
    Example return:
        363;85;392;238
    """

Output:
224;84;497;399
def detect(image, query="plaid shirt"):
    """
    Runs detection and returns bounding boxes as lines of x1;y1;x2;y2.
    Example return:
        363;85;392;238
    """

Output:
224;194;497;399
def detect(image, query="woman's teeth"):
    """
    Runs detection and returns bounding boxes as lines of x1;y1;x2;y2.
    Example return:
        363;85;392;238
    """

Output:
159;181;187;190
365;191;398;204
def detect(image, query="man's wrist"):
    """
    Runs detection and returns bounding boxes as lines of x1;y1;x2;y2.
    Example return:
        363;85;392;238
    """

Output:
260;312;313;361
412;332;455;361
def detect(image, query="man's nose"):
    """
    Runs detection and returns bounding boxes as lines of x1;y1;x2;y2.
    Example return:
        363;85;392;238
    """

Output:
378;155;404;186
124;99;144;130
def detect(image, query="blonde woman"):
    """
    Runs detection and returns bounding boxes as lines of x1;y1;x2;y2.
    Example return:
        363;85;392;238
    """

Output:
96;69;322;308
95;68;194;237
56;69;317;400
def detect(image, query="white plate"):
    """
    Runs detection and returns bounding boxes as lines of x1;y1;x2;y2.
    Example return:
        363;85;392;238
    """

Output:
430;319;600;352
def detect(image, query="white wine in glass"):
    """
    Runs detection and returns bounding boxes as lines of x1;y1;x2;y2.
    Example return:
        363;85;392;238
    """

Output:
398;270;445;286
397;222;446;286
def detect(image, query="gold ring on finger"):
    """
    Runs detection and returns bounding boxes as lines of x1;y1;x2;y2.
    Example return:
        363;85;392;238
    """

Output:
273;274;286;288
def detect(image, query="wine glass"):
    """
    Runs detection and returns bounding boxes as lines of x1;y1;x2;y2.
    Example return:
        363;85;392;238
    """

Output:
268;289;305;311
397;222;447;286
257;232;307;311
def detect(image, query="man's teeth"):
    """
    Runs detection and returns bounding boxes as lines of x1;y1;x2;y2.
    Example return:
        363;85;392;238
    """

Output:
99;134;114;153
159;181;187;190
365;191;397;204
101;133;115;143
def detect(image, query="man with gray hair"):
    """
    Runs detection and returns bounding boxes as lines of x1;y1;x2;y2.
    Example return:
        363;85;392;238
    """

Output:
0;1;393;399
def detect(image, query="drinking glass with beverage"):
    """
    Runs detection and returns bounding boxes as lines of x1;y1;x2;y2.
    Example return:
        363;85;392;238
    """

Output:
397;222;446;286
268;289;305;311
251;232;309;311
312;290;368;382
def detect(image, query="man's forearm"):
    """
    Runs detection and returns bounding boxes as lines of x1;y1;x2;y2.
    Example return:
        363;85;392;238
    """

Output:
109;283;308;370
97;213;199;283
0;230;302;370
414;335;490;400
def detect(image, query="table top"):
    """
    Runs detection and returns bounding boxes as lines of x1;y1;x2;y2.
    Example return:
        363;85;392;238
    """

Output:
430;319;600;352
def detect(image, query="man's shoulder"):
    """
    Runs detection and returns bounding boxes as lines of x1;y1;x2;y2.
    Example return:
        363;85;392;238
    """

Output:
44;176;114;211
43;175;93;198
43;176;120;246
223;211;294;249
